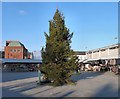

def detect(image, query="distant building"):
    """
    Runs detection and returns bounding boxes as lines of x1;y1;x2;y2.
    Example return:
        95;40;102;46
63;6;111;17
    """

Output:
33;50;42;60
27;52;33;59
0;51;5;58
5;41;28;59
0;46;5;58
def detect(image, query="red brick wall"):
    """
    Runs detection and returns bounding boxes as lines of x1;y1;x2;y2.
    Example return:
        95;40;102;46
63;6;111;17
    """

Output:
5;46;24;59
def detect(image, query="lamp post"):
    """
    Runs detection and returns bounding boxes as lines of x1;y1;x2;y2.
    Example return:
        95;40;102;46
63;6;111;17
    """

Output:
37;45;44;85
37;64;41;85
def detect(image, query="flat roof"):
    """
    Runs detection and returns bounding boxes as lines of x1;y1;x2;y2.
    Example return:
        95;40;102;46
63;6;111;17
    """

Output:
0;58;42;64
86;43;119;52
74;51;86;55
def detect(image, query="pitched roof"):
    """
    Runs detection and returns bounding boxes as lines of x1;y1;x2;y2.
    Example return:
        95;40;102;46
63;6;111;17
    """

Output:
8;41;23;47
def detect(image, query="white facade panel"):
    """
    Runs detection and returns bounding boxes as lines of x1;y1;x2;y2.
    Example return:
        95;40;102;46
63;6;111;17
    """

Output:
86;44;119;60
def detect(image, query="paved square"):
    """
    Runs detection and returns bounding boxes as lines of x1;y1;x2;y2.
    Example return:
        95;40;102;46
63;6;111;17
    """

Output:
1;71;118;97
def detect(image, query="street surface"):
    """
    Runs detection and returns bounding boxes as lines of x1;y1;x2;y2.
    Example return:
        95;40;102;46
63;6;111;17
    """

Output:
1;71;118;97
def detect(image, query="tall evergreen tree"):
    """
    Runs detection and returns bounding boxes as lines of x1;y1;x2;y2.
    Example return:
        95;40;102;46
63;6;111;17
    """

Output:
41;9;78;86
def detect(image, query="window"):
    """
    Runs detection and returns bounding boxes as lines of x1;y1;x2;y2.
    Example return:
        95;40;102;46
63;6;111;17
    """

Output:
89;52;92;54
14;49;17;52
101;49;106;51
109;47;116;50
18;49;21;52
10;49;13;52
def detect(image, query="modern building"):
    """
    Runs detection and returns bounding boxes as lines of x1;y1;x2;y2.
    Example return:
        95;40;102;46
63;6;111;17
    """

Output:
86;43;120;60
5;41;28;59
27;52;33;59
85;43;120;65
74;51;86;62
33;50;42;60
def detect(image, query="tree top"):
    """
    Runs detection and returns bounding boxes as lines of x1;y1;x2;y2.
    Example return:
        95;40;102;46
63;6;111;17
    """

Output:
53;8;63;21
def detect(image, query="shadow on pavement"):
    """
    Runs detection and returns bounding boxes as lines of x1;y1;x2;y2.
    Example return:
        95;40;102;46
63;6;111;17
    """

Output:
30;86;54;96
5;81;35;89
2;72;38;82
89;83;118;98
71;71;106;82
60;90;75;97
2;82;37;97
3;80;53;98
2;87;28;97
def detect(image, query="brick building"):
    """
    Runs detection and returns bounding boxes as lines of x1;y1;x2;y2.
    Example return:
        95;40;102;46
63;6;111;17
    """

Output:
5;41;28;59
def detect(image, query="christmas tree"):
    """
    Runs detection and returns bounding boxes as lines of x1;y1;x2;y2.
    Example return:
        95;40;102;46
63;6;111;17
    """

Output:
41;9;78;86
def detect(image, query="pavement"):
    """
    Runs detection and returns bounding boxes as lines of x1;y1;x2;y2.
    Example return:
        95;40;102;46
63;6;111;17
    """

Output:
1;71;119;98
